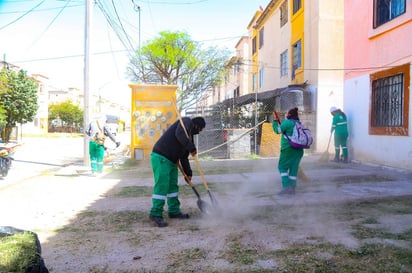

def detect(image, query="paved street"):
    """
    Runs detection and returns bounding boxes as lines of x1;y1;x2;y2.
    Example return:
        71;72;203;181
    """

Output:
0;132;130;188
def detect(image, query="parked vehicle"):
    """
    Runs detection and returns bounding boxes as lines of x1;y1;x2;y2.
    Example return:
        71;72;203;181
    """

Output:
0;143;18;178
0;147;14;177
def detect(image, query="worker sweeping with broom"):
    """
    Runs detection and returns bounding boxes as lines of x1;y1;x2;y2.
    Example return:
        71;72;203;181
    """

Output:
330;106;349;163
272;108;306;195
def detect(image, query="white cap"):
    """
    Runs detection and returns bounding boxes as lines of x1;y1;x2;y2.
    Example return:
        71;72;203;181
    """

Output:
330;106;338;113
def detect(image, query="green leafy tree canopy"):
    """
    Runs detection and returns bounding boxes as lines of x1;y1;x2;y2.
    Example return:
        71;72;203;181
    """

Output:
48;100;83;129
127;31;231;110
0;68;39;142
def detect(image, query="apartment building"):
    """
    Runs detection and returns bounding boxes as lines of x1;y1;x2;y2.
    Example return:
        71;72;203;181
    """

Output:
216;0;344;152
344;0;412;170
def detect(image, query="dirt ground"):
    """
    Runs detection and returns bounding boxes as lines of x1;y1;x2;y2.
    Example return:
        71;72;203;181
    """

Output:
1;156;412;273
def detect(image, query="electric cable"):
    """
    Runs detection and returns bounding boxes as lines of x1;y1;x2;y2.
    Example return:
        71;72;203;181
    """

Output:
26;0;73;51
0;0;46;31
111;0;135;51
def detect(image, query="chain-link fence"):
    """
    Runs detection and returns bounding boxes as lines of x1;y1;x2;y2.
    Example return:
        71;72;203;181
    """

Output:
188;87;316;159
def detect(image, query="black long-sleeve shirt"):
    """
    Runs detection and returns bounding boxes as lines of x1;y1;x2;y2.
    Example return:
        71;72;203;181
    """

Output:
152;117;196;176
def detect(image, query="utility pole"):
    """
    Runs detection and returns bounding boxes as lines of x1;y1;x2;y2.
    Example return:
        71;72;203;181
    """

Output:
132;1;141;50
83;0;93;166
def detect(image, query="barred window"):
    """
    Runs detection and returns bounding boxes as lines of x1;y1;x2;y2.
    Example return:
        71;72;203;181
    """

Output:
280;0;288;27
280;50;288;77
370;64;409;136
374;0;406;28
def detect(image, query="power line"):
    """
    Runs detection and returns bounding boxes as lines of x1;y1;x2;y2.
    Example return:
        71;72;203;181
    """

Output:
12;49;128;63
0;3;83;14
27;0;73;50
0;0;46;31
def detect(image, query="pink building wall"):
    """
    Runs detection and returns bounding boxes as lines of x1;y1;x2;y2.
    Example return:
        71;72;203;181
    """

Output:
345;0;412;80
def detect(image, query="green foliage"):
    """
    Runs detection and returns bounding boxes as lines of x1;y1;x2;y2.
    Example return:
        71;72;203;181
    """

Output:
0;232;40;272
0;68;39;142
48;100;83;129
128;30;231;110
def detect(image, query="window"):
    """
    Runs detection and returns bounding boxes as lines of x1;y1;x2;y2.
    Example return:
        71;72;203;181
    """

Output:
370;63;409;136
292;40;301;79
293;0;302;14
253;73;257;91
280;50;288;77
374;0;406;28
234;87;240;98
280;0;288;26
259;68;264;88
252;37;257;55
259;28;264;49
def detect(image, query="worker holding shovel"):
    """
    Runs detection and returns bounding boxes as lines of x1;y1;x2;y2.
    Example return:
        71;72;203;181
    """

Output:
149;116;206;227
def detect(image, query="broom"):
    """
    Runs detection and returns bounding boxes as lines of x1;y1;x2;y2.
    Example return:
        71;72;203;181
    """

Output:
319;133;332;162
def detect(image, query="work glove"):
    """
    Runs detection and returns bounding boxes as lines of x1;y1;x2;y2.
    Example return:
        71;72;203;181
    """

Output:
191;149;197;157
184;175;192;184
116;142;120;148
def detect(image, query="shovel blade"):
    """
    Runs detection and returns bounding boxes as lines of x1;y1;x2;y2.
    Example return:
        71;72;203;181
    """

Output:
197;199;213;215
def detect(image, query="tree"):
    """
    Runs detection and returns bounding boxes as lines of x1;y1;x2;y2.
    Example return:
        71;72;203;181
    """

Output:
48;100;83;132
0;69;39;143
0;70;8;127
127;31;231;110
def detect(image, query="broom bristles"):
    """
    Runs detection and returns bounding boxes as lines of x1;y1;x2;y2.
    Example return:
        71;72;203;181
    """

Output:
319;151;330;162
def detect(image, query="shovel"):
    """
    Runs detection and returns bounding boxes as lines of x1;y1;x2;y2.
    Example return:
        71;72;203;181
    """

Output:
172;98;219;208
178;162;212;214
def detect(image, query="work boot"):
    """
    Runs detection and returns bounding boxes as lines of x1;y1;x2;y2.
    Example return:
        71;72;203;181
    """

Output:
149;215;168;227
278;187;294;195
168;212;190;219
330;158;340;163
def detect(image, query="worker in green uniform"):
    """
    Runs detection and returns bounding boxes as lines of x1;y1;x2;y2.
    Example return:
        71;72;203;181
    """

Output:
86;115;120;175
149;116;206;227
330;106;349;163
272;107;304;195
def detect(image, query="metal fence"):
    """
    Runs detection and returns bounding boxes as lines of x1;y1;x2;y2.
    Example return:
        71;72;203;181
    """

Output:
188;87;316;159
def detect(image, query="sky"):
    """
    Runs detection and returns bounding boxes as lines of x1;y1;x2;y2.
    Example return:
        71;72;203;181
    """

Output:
0;0;270;105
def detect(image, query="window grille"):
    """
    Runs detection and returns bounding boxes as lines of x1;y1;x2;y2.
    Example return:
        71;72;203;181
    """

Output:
371;73;403;127
370;63;409;136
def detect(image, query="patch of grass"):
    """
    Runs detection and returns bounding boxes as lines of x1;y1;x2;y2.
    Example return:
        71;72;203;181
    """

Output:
272;241;412;273
58;210;147;233
337;197;412;222
167;247;207;268
352;224;412;241
114;186;152;197
0;232;41;273
248;153;261;160
222;234;259;265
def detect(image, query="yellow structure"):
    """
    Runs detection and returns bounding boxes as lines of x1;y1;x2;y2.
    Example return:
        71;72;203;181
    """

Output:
129;84;178;160
259;122;281;157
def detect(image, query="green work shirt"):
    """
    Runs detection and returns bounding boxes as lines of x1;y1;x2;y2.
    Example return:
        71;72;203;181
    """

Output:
331;112;348;136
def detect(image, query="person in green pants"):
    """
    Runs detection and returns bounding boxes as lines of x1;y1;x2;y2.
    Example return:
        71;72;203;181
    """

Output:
149;116;206;227
86;115;120;174
330;106;349;163
272;107;304;195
